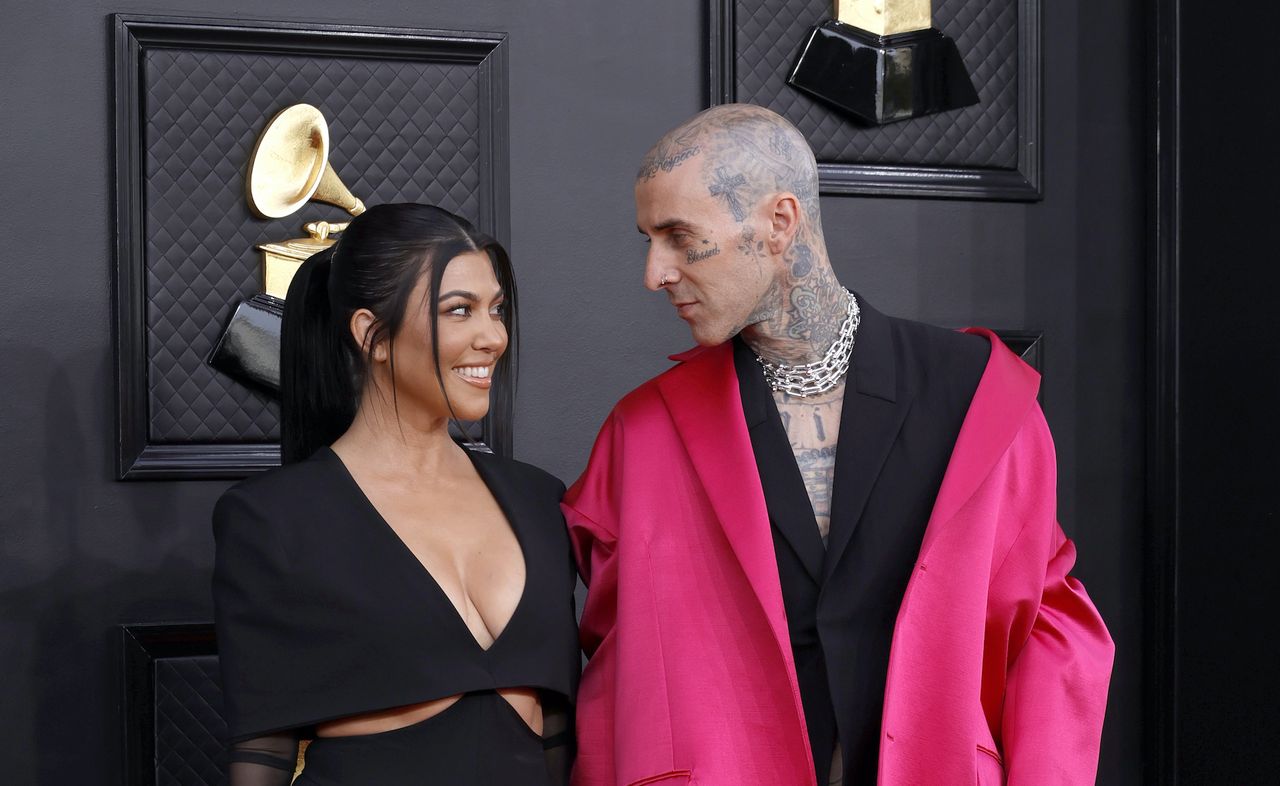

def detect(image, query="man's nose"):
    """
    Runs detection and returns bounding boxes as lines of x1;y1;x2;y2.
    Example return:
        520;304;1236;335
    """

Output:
644;248;673;292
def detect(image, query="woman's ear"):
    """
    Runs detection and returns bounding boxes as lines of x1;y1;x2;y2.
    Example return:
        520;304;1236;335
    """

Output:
349;308;387;362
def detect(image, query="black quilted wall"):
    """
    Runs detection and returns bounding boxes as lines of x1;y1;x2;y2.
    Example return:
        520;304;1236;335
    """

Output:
733;0;1019;167
154;657;228;785
143;49;482;443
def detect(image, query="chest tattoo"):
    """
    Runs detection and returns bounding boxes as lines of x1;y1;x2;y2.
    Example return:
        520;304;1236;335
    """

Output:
774;387;844;542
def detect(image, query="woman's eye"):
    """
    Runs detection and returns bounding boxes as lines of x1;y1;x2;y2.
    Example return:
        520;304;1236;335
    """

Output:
489;302;506;317
446;304;470;317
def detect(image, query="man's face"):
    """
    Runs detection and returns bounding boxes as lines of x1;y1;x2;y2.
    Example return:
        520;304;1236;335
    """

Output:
635;163;781;346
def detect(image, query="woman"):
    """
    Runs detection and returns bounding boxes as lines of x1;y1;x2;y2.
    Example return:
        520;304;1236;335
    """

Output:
212;204;579;786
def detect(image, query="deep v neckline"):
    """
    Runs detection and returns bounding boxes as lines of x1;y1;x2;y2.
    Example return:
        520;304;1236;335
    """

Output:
323;445;530;654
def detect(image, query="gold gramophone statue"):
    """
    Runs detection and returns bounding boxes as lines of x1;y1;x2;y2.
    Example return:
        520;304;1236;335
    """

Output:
247;103;367;297
208;103;367;392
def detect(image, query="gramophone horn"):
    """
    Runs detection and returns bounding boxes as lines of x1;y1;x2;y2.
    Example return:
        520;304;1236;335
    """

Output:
246;103;366;219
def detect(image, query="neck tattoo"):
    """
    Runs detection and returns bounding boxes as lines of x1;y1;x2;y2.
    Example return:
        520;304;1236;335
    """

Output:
755;290;860;397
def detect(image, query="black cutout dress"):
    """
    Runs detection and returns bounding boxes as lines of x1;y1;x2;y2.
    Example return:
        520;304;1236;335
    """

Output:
212;446;580;785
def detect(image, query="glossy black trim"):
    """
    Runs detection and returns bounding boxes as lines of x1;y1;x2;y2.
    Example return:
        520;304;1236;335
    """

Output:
788;23;979;126
112;14;512;479
707;0;1041;201
1145;0;1180;781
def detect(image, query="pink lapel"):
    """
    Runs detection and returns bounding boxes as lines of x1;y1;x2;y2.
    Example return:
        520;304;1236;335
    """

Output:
877;330;1042;783
655;343;797;671
916;329;1042;563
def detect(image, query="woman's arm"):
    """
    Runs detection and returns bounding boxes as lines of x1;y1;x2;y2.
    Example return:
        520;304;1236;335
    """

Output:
213;488;298;785
541;692;576;786
226;733;299;786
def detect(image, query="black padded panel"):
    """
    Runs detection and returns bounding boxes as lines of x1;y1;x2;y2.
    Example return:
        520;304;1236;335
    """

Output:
733;0;1019;168
154;656;228;786
141;48;483;443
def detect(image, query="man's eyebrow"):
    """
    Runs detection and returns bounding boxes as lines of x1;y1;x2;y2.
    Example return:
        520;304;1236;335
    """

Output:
641;219;700;234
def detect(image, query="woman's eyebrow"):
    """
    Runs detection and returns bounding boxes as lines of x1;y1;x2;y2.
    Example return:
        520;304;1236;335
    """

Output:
438;289;477;301
438;288;505;301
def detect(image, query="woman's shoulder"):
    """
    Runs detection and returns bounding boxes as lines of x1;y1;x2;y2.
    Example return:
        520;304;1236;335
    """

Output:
214;447;342;522
467;445;566;500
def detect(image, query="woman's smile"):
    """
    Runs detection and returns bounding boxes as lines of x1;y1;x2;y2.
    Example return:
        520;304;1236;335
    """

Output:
452;364;494;389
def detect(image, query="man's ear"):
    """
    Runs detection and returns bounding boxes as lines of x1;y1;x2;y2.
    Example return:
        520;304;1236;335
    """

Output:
766;192;802;254
349;308;387;362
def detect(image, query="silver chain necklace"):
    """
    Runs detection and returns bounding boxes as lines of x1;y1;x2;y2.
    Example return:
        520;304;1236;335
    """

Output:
755;290;860;397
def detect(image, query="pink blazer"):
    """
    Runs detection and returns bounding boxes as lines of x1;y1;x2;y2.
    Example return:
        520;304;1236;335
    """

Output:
564;331;1114;786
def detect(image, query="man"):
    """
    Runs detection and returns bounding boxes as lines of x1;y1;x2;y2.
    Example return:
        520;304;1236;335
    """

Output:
564;104;1113;786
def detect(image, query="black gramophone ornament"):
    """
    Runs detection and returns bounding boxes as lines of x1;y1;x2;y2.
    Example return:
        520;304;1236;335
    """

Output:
788;0;979;125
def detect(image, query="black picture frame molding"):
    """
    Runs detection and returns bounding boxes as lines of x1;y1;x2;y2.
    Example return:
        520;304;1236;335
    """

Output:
112;14;511;479
120;622;219;786
1145;0;1179;779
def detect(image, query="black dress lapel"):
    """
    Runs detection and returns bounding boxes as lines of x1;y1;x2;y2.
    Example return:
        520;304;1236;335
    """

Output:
733;338;826;583
823;297;915;582
464;447;536;555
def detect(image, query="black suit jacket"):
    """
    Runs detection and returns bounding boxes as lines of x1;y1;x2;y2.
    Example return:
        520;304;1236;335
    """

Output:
734;296;988;785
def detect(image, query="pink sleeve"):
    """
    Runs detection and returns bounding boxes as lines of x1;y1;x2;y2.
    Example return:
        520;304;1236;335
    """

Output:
563;416;622;786
564;503;619;786
999;409;1115;784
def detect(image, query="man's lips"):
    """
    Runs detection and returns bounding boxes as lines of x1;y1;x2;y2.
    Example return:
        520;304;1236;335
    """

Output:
673;300;698;318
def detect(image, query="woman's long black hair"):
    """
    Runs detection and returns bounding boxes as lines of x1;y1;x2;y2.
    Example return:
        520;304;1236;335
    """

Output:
279;203;517;464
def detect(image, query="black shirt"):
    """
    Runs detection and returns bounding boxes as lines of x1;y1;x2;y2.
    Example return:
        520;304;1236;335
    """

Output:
734;296;988;785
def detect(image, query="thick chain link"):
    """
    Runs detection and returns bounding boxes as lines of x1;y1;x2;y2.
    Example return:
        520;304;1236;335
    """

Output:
755;290;860;397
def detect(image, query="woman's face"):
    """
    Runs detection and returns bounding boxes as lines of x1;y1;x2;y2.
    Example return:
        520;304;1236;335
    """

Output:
368;250;508;425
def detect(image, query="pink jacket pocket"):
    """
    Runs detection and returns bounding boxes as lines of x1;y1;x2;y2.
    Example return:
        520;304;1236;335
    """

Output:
625;770;693;786
976;744;1005;786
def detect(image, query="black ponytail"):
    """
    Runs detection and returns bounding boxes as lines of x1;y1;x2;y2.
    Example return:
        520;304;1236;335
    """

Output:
281;245;355;464
278;203;517;464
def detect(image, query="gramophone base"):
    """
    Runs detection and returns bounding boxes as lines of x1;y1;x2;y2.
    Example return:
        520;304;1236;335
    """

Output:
208;294;285;394
788;21;980;126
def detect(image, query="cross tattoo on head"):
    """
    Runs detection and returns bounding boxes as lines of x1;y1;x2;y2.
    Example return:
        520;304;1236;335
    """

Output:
709;166;749;221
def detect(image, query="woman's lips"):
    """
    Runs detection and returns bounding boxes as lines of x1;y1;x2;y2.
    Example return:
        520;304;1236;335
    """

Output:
452;366;494;389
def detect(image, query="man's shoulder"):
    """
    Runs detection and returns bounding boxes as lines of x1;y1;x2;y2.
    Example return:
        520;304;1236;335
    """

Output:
608;343;720;418
875;313;993;412
886;314;992;373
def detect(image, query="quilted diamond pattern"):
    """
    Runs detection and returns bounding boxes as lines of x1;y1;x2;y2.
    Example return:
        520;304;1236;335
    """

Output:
155;656;228;786
733;0;1018;168
143;48;482;443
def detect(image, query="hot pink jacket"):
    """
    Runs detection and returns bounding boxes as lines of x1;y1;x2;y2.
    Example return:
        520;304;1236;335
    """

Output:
564;331;1113;786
